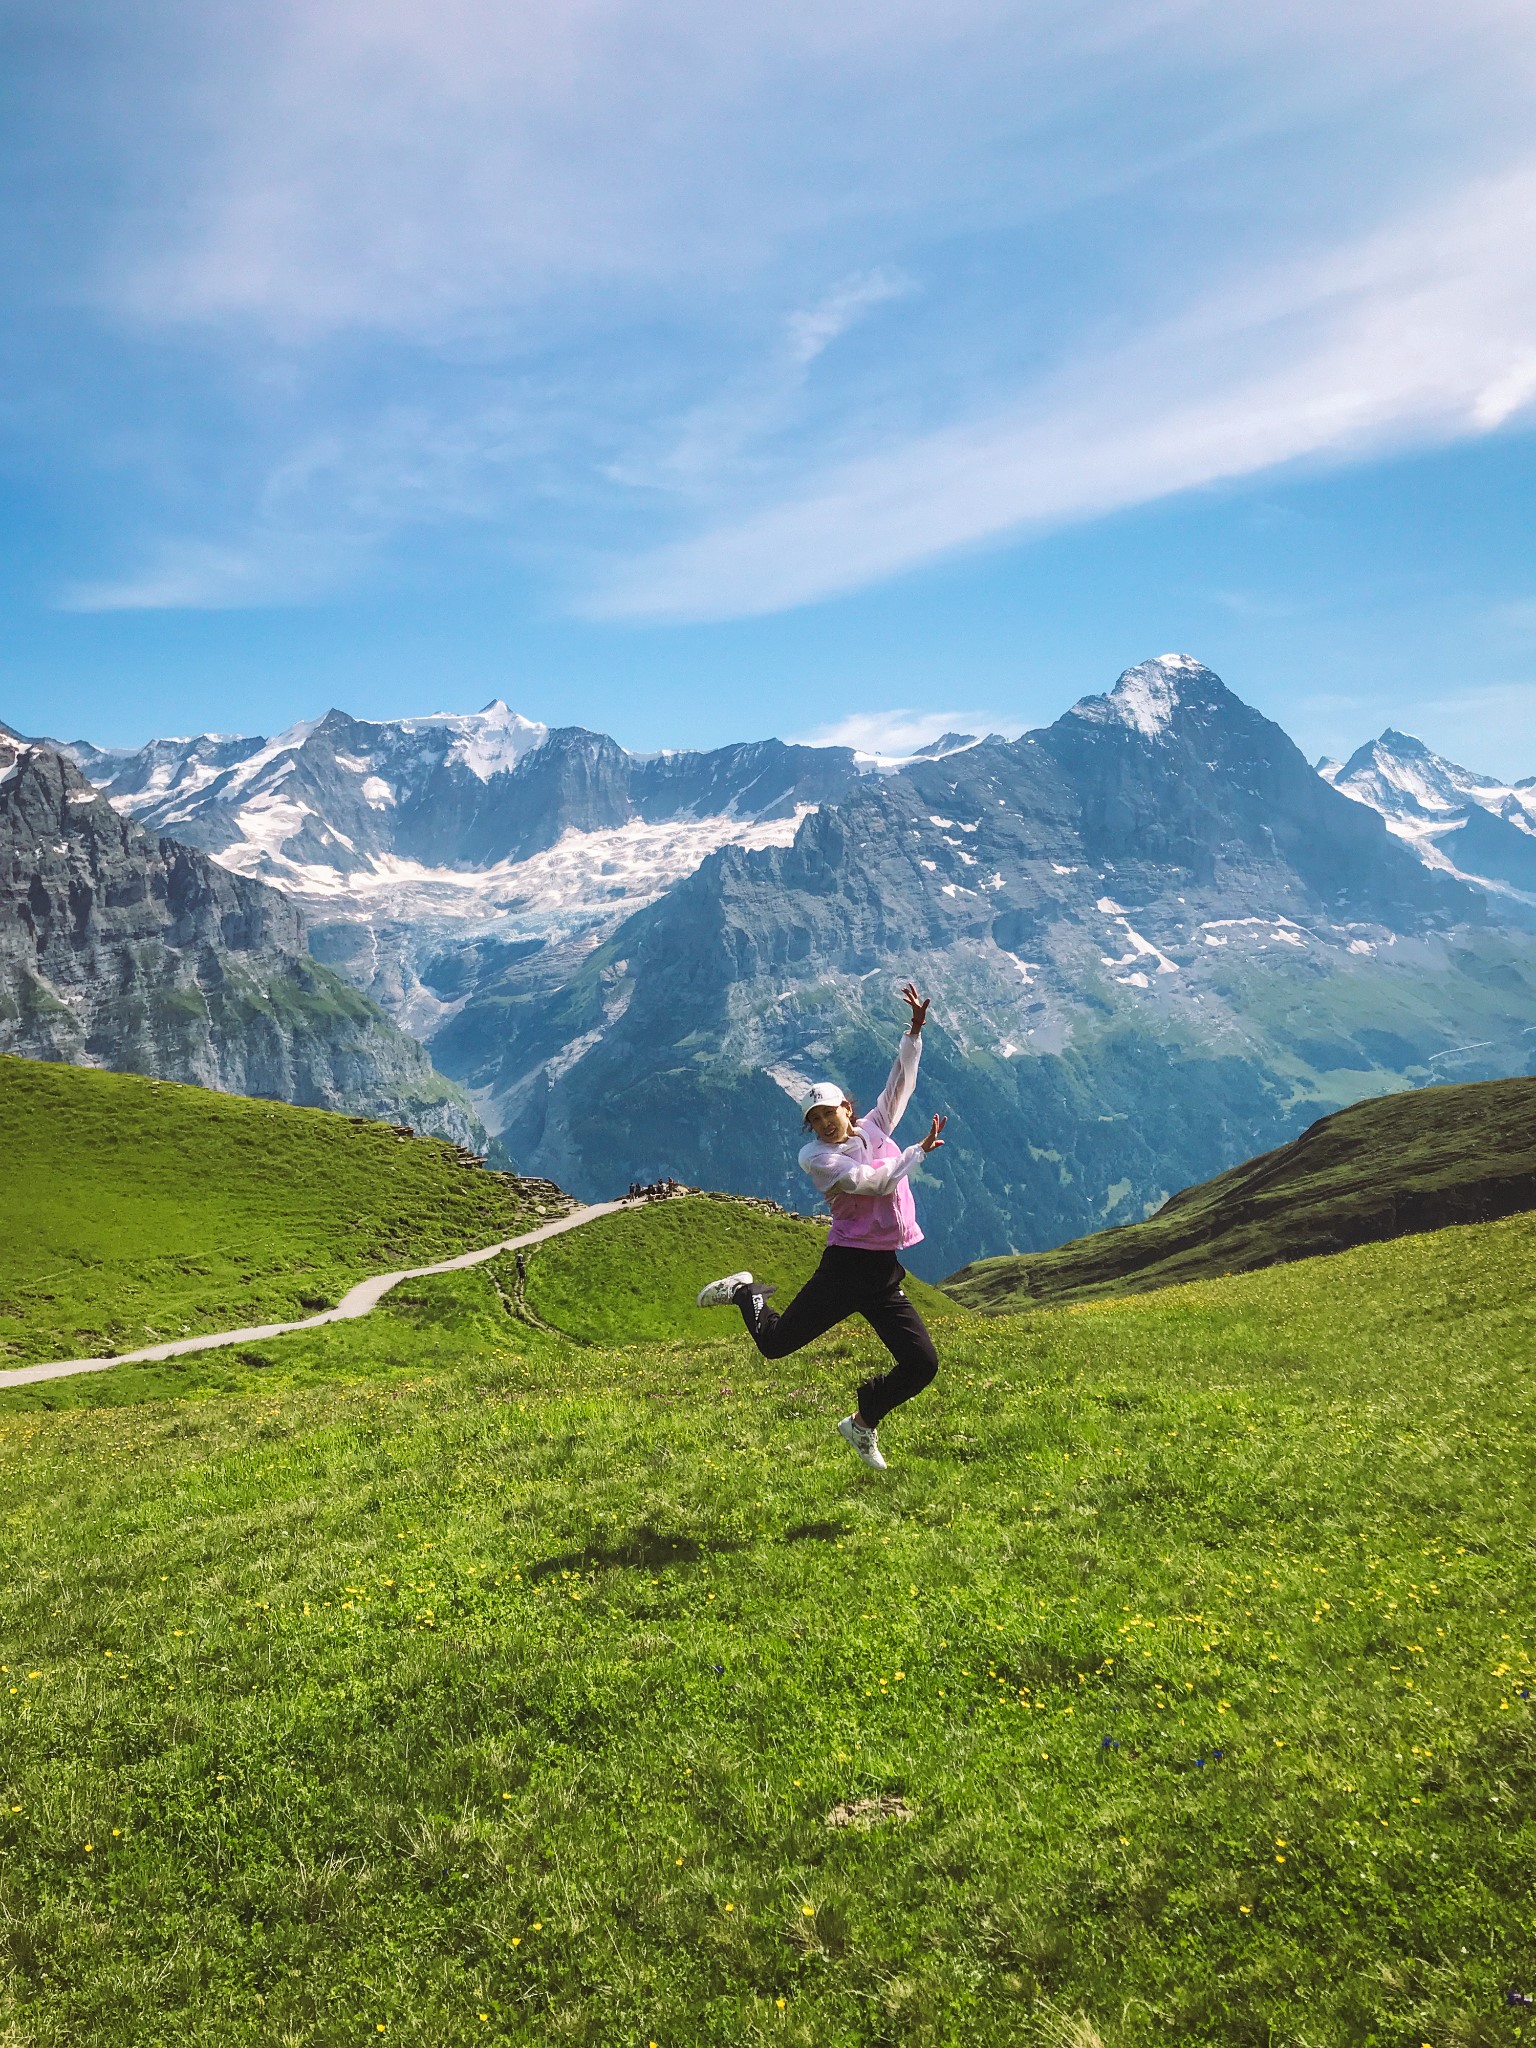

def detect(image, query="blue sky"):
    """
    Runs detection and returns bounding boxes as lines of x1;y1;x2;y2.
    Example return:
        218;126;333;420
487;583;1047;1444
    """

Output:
2;0;1534;770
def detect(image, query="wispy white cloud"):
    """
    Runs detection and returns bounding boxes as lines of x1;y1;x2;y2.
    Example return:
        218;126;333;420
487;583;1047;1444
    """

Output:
785;270;912;366
791;707;1023;758
593;157;1536;618
113;0;1528;341
62;536;352;613
602;269;913;496
107;0;1020;337
58;397;551;610
17;0;1536;618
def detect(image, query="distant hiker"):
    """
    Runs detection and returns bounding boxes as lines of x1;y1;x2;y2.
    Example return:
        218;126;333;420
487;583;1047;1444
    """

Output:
515;1251;527;1285
695;981;946;1470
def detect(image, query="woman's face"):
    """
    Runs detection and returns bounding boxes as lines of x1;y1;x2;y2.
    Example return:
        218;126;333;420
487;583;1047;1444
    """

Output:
806;1101;855;1145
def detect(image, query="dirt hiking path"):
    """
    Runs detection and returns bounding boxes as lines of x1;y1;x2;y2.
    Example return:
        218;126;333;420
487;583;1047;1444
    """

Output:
0;1199;638;1391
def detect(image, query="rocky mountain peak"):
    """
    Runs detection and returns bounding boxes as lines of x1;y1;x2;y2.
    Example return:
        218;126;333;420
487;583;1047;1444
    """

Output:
1326;728;1536;913
1335;729;1532;823
1066;653;1229;741
1335;729;1452;798
396;700;550;781
1376;727;1434;758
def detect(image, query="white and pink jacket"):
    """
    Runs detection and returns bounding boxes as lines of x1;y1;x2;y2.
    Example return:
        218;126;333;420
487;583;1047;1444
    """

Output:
798;1031;928;1251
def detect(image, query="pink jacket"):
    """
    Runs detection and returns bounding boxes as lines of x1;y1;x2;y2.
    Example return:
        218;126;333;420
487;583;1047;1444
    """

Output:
797;1031;927;1251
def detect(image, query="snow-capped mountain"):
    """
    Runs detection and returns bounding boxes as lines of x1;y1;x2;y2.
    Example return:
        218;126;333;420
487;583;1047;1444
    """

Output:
67;702;862;1028
434;657;1536;1275
23;659;1536;1273
1322;730;1536;909
85;701;853;880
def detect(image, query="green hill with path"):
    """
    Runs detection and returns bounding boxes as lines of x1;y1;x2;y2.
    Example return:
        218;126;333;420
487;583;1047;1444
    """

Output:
0;1053;563;1367
944;1073;1536;1311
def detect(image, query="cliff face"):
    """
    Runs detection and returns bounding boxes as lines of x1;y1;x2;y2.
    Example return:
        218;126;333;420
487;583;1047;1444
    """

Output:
0;735;482;1145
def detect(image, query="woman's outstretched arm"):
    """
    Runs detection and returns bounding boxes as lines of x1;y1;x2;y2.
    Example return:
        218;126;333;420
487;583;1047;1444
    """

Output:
867;982;931;1134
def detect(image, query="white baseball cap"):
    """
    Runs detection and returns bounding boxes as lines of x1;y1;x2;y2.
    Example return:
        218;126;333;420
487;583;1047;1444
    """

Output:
800;1081;849;1121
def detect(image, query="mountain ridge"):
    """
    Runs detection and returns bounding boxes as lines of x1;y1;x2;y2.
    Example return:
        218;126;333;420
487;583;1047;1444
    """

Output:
55;701;867;1028
21;657;1536;1274
942;1072;1536;1310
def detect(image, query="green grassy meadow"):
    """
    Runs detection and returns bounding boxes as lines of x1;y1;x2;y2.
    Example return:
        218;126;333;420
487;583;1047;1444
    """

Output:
0;1056;555;1366
2;1190;1533;2044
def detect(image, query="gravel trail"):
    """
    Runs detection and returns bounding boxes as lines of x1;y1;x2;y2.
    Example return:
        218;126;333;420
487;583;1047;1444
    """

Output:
0;1199;637;1390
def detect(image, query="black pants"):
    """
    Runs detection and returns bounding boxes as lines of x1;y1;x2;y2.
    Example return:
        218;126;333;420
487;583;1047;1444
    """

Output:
737;1245;939;1429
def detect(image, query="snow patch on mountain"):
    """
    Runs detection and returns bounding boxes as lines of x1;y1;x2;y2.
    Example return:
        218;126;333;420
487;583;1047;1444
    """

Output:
1067;652;1213;741
1096;898;1179;974
397;700;548;782
1064;647;1220;745
233;805;819;946
224;796;318;863
223;721;323;798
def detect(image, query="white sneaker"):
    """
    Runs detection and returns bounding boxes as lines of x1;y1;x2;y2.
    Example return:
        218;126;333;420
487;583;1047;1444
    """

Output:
696;1270;753;1309
837;1415;887;1470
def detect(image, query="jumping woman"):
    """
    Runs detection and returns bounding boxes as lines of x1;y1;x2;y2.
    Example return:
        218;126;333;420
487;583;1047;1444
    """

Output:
695;982;947;1470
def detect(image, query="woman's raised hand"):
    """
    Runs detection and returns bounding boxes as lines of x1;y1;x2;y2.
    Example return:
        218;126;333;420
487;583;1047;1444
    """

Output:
901;982;931;1034
919;1114;947;1155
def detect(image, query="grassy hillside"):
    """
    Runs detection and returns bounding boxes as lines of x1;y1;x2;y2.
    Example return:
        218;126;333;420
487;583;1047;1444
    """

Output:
523;1195;964;1345
0;1054;559;1366
0;1207;1532;2043
945;1072;1536;1311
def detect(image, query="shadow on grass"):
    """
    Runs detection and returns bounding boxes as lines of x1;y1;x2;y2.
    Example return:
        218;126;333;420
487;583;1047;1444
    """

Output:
524;1521;750;1580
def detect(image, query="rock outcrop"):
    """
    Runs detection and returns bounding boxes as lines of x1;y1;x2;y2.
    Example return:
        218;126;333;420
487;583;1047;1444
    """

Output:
0;734;482;1145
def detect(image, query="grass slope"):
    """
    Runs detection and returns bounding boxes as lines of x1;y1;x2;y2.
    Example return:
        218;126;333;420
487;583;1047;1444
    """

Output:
945;1072;1536;1311
523;1195;963;1345
0;1055;556;1366
0;1214;1532;2043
